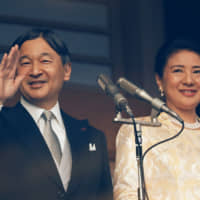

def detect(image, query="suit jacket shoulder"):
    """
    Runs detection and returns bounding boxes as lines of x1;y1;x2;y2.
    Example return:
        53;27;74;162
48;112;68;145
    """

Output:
0;103;113;200
61;110;113;200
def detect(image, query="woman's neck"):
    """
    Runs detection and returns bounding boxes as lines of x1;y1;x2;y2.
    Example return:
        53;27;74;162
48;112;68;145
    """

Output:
167;106;198;123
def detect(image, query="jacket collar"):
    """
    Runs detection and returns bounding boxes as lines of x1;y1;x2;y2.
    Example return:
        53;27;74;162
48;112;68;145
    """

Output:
8;103;64;191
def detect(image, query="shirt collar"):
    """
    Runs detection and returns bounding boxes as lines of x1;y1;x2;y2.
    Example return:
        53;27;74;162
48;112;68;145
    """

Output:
20;97;63;125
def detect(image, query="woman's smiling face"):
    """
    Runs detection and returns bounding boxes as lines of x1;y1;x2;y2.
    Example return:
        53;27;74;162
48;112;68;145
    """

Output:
156;50;200;114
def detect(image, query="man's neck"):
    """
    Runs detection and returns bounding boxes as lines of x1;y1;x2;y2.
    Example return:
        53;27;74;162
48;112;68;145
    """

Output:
20;96;58;110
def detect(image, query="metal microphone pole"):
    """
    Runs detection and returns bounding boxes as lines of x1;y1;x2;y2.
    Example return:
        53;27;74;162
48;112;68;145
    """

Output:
114;111;147;200
132;117;145;200
114;108;162;200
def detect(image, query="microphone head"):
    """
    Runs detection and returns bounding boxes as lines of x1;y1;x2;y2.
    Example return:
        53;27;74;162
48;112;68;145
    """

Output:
97;74;119;97
97;74;133;116
117;77;184;123
117;77;153;103
117;77;138;96
97;74;109;92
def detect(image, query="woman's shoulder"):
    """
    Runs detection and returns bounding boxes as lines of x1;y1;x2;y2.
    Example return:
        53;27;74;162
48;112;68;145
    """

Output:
117;112;175;141
117;115;152;138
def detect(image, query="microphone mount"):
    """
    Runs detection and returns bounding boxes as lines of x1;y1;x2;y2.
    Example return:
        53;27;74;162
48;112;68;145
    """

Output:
113;111;161;127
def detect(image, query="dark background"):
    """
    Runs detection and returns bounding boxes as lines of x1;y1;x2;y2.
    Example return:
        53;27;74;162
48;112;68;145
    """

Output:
164;0;200;40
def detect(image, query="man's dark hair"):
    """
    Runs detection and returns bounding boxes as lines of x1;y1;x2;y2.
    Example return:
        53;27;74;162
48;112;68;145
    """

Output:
11;28;70;65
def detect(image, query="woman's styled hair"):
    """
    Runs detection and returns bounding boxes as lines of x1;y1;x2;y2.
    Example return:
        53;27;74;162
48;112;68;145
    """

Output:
155;37;200;78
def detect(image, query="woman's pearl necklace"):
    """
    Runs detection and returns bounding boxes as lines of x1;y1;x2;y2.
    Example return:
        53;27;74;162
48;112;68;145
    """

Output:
171;118;200;129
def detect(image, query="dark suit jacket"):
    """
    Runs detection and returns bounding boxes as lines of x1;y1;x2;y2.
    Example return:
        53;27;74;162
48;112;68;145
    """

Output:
0;103;113;200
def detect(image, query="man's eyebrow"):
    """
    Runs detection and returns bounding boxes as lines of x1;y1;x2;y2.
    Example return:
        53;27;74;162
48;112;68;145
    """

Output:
19;55;30;62
19;52;53;61
192;65;200;68
40;52;53;57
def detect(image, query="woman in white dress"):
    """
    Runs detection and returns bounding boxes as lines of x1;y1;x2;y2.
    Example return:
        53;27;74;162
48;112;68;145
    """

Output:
114;38;200;200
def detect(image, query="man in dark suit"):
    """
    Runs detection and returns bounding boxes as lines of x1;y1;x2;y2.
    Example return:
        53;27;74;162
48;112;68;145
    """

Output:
0;28;113;200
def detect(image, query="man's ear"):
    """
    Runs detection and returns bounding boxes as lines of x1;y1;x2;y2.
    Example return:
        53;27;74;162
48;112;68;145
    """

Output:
63;63;72;81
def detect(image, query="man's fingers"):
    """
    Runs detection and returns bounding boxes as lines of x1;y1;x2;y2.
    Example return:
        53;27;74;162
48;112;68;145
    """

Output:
0;45;20;74
0;53;8;65
0;45;20;79
10;45;19;65
7;45;19;70
0;53;8;71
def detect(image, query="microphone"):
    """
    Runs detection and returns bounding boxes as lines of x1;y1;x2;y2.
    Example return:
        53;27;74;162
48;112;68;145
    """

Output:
117;77;183;123
97;74;133;117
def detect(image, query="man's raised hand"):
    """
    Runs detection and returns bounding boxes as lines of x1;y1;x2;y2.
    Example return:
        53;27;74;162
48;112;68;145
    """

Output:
0;45;29;104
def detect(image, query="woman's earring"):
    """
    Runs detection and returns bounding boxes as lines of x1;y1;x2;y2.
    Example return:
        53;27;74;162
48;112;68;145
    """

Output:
159;87;164;97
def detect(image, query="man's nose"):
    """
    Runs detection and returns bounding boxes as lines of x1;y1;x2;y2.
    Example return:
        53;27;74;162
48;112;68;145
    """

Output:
29;62;42;78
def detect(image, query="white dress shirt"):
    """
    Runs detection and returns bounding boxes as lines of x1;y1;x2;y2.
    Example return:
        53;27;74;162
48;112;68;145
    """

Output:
20;97;72;191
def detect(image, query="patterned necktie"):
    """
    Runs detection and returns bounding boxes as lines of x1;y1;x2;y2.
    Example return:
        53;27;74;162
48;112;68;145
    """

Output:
42;110;62;165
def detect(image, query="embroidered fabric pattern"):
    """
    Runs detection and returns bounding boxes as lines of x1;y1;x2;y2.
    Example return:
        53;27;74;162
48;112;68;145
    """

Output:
114;113;200;200
171;118;200;129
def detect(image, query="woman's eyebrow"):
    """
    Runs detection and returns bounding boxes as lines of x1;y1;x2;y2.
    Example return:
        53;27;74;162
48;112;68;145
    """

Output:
170;65;184;69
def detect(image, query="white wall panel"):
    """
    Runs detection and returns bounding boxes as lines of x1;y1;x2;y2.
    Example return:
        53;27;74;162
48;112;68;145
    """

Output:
57;30;110;58
0;0;111;86
69;62;111;86
0;24;110;58
0;0;108;28
0;25;31;46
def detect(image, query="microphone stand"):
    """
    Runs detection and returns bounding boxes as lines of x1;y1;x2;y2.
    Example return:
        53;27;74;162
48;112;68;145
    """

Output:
113;110;161;200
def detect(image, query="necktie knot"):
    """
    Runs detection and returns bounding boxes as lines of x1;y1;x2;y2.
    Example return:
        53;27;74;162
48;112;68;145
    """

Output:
43;110;53;121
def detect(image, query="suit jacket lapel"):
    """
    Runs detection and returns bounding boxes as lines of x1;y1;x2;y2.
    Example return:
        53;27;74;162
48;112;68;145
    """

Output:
8;103;64;190
61;111;89;194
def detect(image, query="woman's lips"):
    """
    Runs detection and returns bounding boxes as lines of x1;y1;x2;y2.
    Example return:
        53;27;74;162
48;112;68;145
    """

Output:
179;89;197;97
